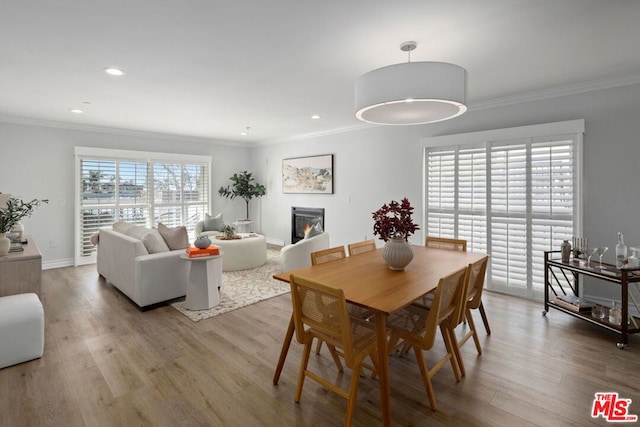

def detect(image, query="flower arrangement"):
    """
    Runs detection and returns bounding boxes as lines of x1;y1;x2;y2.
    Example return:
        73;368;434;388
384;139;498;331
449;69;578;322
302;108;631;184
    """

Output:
217;223;240;240
372;197;420;242
0;196;49;234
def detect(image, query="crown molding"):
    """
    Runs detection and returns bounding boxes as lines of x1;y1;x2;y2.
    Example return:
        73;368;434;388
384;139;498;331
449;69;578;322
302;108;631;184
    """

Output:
469;73;640;111
0;114;248;148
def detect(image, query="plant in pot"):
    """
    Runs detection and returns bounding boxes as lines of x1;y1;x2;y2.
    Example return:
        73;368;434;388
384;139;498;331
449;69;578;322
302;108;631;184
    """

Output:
0;196;49;256
217;223;240;240
372;197;420;270
218;171;266;221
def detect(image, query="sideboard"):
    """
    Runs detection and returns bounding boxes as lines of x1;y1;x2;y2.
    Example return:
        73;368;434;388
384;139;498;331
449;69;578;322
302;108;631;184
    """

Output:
0;235;42;297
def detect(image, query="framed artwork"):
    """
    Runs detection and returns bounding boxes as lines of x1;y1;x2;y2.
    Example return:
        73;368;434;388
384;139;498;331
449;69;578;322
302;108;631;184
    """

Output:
282;154;333;194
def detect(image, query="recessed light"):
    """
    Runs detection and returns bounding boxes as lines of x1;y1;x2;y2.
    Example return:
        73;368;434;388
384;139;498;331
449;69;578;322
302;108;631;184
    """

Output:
70;109;84;114
311;115;321;120
240;132;248;136
104;67;125;76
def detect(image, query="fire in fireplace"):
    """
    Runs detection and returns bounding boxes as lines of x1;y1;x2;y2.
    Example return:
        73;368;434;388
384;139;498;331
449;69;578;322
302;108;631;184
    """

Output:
291;206;325;244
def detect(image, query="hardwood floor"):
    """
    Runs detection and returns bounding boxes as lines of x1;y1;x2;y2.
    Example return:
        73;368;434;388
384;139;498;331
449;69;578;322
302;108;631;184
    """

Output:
1;264;639;426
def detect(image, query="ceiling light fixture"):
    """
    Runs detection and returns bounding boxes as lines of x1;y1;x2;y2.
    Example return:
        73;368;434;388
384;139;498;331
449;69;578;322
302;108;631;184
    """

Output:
69;109;84;114
104;67;125;76
240;126;250;136
354;41;467;125
311;115;321;120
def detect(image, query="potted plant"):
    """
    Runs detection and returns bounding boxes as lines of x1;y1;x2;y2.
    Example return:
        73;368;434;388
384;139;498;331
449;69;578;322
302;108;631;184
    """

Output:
0;196;48;256
218;171;266;221
217;223;240;240
372;198;420;270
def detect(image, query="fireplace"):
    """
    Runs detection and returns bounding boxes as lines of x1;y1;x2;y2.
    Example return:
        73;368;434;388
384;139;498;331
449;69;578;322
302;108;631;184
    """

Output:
291;206;325;244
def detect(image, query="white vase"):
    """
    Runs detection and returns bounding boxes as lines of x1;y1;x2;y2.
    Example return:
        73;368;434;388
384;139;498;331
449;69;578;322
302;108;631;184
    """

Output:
0;233;10;256
10;222;24;240
382;237;414;271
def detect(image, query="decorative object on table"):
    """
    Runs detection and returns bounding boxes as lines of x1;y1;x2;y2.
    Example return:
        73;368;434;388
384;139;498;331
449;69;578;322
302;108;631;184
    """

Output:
10;222;24;240
591;304;605;319
0;196;48;256
561;240;571;263
218;171;266;220
194;235;212;249
616;232;628;269
185;245;220;258
282;154;333;194
217;223;240;240
628;247;640;268
571;236;588;261
609;301;622;325
372;197;420;271
552;295;594;312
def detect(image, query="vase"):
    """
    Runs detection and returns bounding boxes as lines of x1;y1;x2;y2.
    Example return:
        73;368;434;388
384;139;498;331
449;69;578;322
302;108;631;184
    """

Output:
0;233;10;256
382;237;413;271
10;222;24;240
194;235;212;249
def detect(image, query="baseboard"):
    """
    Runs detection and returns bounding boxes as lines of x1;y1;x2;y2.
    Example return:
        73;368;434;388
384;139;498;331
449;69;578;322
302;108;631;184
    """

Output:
43;258;74;270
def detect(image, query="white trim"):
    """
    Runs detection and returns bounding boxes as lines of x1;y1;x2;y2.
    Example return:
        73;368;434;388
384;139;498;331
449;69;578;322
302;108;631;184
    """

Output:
420;119;585;148
74;146;211;164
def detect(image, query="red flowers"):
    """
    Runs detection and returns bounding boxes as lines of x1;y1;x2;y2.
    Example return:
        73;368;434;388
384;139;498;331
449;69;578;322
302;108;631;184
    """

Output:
372;198;420;242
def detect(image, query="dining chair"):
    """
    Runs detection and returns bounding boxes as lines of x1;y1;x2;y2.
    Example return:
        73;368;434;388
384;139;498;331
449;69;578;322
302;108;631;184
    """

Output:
446;256;489;377
385;265;469;410
310;245;347;265
425;236;467;252
289;274;379;426
347;239;376;256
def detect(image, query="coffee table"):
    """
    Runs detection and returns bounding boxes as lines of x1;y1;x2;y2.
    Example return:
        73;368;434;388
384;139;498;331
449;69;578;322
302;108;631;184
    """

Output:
214;233;266;271
180;254;223;310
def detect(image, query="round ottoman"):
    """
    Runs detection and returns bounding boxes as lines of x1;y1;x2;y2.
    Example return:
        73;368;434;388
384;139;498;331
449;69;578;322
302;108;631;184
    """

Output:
214;234;267;271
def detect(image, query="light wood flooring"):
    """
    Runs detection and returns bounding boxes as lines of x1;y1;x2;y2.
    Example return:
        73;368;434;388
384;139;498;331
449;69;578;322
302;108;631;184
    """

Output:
1;264;639;426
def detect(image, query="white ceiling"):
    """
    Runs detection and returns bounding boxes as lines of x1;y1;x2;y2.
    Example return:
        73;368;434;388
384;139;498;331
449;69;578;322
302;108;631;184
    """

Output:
2;1;640;144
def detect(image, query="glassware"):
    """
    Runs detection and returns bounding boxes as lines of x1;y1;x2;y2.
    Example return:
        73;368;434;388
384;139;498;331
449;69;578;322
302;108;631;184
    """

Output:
609;301;622;325
595;246;608;267
586;248;597;266
591;304;605;319
628;247;640;268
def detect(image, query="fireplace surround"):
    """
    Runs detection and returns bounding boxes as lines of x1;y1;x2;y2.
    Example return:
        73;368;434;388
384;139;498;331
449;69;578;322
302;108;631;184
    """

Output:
291;207;325;244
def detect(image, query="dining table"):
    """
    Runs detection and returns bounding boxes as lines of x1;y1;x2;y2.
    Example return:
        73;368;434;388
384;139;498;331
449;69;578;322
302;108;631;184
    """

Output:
273;245;488;426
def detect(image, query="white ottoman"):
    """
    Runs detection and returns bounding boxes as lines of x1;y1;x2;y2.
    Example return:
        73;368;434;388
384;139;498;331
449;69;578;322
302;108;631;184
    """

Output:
0;293;44;369
213;234;267;271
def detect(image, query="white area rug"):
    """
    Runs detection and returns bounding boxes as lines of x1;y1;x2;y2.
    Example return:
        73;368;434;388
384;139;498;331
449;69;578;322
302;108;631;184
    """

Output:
171;248;288;322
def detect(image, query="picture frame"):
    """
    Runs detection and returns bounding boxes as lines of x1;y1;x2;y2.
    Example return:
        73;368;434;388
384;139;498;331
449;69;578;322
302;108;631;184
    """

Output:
282;154;333;194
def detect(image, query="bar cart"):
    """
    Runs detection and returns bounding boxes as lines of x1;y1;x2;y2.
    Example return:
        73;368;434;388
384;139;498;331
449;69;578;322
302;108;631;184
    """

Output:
543;250;640;348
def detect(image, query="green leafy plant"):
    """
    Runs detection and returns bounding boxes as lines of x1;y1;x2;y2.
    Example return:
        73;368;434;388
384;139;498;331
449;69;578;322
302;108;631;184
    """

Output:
218;171;266;220
219;223;238;240
0;196;49;233
372;197;420;242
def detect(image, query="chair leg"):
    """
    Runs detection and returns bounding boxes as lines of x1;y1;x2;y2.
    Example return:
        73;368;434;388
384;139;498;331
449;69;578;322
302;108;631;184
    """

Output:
413;346;437;411
440;325;461;382
315;339;323;355
479;301;491;335
326;344;344;372
273;315;295;385
295;341;313;402
345;363;363;427
446;327;466;377
465;309;483;355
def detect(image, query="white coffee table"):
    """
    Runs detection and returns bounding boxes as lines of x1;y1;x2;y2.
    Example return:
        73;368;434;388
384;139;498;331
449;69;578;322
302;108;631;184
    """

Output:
213;234;266;271
180;254;223;310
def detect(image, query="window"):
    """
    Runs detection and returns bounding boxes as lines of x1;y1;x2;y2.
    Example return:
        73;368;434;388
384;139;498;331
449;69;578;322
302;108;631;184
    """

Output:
423;120;583;300
75;147;211;265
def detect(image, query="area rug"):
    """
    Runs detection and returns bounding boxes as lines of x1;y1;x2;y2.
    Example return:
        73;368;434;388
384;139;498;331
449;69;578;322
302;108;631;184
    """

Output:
171;248;288;322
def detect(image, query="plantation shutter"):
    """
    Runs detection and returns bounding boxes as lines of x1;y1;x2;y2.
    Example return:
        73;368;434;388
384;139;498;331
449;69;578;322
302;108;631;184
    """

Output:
424;121;581;300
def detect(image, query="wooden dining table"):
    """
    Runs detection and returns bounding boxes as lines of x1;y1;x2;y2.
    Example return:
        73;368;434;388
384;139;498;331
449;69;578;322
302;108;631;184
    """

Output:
273;245;488;426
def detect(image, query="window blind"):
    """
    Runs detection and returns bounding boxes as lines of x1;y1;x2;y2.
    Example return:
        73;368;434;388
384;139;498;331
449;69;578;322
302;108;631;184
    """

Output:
425;132;579;300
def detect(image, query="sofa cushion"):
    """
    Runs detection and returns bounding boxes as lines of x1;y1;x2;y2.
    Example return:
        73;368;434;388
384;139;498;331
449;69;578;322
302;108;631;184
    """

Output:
125;225;151;241
203;212;223;232
304;222;323;239
113;221;136;234
141;229;171;254
157;223;189;250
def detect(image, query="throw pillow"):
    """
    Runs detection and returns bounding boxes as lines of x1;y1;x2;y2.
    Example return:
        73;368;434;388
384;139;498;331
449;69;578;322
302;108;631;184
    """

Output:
125;225;151;241
113;221;135;234
203;212;223;232
141;229;170;254
304;222;323;239
157;223;189;250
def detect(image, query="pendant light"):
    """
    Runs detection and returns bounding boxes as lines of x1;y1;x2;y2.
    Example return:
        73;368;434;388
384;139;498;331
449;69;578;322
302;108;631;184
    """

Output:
354;41;467;125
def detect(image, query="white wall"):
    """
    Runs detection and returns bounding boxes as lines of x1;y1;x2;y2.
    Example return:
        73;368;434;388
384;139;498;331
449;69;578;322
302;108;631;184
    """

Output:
0;122;251;268
251;83;640;301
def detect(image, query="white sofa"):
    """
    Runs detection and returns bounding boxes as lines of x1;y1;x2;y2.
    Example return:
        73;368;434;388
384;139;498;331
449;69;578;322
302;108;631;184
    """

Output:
279;232;330;272
97;227;189;309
